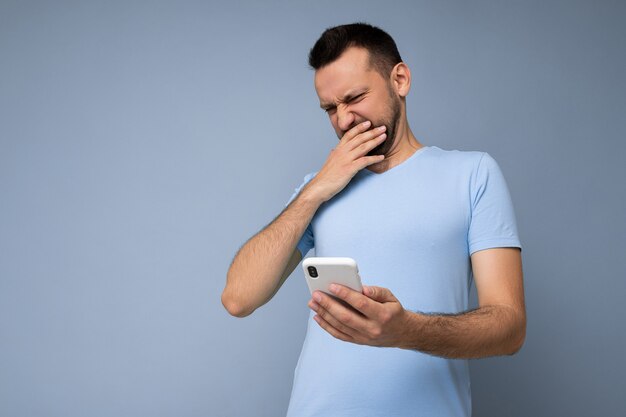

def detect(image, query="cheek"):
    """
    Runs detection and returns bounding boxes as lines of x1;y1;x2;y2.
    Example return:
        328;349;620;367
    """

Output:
352;101;382;123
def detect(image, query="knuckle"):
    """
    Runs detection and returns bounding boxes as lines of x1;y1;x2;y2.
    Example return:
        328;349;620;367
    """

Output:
380;311;392;324
356;299;368;311
370;327;382;339
362;131;376;140
353;129;365;138
349;126;362;137
357;143;370;153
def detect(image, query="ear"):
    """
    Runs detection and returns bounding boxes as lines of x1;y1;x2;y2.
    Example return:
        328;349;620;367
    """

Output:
390;62;411;98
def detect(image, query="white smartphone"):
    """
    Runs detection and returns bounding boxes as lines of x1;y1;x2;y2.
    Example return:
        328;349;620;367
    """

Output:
302;257;363;298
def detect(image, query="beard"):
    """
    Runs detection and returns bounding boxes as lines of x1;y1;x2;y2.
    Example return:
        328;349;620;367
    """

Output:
365;91;402;157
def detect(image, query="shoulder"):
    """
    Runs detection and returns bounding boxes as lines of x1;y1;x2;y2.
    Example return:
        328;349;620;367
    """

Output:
425;145;490;173
426;145;485;161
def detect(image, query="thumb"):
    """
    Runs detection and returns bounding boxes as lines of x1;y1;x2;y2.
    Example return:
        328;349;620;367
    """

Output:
363;285;397;303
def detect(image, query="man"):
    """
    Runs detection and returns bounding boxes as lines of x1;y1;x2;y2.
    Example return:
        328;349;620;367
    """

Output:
222;22;525;417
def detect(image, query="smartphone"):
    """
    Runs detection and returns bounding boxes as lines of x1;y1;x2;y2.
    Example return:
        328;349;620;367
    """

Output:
302;257;363;299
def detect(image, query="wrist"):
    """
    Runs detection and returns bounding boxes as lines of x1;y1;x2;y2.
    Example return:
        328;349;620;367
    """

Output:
396;310;424;350
300;182;329;205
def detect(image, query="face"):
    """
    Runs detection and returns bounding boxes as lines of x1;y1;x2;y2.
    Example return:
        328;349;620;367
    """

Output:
314;47;402;156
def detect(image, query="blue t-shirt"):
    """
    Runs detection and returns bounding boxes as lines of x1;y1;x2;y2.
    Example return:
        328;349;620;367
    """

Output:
283;145;522;417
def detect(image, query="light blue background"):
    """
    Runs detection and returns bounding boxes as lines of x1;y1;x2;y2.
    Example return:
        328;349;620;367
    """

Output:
1;1;624;416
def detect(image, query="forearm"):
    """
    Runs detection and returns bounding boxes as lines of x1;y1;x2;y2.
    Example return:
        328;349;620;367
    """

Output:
398;305;526;359
222;186;322;317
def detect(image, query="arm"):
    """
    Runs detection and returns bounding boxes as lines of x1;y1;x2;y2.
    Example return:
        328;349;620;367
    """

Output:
222;121;387;318
401;247;526;358
221;189;321;318
308;247;526;359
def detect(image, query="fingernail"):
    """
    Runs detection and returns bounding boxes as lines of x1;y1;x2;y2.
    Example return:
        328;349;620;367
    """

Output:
313;292;322;302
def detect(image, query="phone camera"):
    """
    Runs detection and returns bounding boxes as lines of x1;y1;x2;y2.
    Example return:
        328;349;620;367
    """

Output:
307;266;318;278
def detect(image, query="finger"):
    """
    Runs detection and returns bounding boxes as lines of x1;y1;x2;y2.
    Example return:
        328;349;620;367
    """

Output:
340;120;372;144
310;292;370;334
313;314;356;343
347;124;387;151
356;153;386;170
329;284;381;318
349;132;387;158
363;285;398;303
313;302;361;338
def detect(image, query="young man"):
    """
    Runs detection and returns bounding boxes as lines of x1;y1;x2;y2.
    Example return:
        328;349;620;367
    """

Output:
222;22;525;417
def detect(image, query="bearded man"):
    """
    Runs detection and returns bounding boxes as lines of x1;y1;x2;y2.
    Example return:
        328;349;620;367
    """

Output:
223;22;526;417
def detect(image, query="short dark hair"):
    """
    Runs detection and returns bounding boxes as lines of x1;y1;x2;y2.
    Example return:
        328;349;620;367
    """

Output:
308;22;403;79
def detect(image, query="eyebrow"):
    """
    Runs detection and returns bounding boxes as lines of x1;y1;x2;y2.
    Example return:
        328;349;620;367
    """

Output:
319;88;367;109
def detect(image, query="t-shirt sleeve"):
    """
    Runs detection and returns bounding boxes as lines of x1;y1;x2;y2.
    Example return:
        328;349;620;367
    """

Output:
285;172;317;257
468;152;522;255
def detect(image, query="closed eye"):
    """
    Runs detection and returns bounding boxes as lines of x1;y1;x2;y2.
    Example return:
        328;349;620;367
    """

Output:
350;93;365;102
322;94;365;113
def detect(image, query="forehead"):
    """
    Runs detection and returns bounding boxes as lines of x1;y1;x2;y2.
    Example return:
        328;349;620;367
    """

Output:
314;47;381;100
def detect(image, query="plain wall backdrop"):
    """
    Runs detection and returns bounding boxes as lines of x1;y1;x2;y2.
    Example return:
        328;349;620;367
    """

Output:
1;0;625;416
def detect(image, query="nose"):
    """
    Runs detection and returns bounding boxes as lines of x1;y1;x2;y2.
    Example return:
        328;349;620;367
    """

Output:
336;104;355;133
